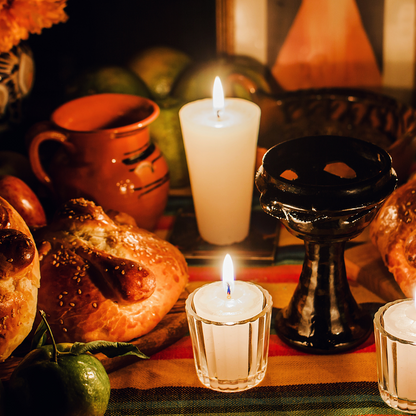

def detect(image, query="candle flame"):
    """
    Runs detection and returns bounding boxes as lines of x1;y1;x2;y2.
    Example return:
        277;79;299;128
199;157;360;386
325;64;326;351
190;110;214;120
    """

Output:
222;254;234;298
213;76;225;118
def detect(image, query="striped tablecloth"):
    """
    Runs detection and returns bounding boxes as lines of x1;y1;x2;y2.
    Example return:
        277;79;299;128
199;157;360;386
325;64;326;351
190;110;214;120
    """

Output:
105;198;405;416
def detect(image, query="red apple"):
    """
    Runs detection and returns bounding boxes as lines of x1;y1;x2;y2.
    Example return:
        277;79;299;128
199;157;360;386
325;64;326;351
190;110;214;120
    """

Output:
0;175;46;228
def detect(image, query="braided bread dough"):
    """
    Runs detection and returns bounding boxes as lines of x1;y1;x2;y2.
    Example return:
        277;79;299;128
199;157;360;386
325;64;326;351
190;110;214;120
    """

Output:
34;198;188;343
0;196;40;361
370;176;416;298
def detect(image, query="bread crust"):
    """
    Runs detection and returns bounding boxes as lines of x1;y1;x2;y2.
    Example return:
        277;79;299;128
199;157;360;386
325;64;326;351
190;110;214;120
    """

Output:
370;176;416;298
34;198;188;343
0;196;40;361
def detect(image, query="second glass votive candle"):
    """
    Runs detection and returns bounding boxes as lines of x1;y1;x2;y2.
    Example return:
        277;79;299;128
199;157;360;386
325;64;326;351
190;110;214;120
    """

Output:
185;283;272;392
374;299;416;413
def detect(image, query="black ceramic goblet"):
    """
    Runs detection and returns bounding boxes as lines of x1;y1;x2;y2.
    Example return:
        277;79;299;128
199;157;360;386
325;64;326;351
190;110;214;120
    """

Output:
256;136;397;354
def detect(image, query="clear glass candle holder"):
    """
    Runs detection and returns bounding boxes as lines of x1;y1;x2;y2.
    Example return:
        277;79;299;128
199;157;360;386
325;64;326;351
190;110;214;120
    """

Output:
374;299;416;413
185;284;273;392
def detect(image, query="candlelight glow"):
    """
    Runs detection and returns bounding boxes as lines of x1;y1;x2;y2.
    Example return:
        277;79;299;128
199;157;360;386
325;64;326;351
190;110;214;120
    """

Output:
213;76;225;116
406;287;416;320
414;287;416;308
222;254;235;297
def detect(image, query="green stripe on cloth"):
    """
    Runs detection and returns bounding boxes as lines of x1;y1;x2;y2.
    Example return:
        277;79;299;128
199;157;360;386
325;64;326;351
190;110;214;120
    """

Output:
105;382;402;416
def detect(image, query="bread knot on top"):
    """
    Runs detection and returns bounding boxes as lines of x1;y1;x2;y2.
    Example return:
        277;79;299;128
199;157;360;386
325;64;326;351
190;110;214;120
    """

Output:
0;229;36;279
34;198;188;343
0;197;40;361
49;198;118;231
74;245;156;303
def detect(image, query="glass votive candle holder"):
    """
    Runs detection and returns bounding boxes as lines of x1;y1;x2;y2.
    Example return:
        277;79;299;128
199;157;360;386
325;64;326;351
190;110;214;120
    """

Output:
374;299;416;413
185;283;273;392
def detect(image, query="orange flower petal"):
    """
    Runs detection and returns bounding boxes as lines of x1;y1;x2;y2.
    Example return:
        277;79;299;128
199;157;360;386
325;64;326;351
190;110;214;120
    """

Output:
0;0;68;53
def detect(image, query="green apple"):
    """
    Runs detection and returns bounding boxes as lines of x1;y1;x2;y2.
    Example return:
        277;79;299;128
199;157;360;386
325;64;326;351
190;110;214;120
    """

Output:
128;46;192;101
65;66;150;100
149;97;189;189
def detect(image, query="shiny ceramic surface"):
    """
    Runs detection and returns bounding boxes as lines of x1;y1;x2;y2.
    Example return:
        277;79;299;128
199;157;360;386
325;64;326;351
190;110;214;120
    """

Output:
27;93;170;230
0;42;34;124
256;135;397;353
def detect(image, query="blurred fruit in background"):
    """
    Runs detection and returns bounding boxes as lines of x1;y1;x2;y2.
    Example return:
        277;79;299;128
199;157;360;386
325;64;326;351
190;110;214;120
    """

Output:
128;46;193;101
127;46;193;189
65;66;150;99
149;96;189;189
171;55;278;102
62;46;277;190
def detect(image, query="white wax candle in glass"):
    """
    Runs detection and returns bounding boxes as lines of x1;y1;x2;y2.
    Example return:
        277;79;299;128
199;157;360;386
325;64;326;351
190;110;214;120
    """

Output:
186;254;272;392
374;296;416;413
179;77;261;245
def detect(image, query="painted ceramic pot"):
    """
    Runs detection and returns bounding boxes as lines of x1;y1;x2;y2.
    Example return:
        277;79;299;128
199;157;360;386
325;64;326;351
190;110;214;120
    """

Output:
0;42;34;125
27;93;170;230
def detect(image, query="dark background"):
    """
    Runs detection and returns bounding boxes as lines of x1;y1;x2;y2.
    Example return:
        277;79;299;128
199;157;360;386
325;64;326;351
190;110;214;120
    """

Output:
25;0;217;126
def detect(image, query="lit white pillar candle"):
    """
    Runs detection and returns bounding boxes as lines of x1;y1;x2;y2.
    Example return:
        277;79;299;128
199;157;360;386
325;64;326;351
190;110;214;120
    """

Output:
382;298;416;401
179;77;261;245
193;254;264;382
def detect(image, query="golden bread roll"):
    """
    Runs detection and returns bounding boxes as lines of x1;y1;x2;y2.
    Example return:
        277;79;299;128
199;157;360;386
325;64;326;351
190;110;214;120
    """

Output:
370;176;416;298
34;198;188;343
0;196;40;361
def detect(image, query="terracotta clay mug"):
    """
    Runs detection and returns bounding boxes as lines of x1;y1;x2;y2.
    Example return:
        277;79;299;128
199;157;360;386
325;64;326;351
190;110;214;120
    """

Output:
27;93;170;230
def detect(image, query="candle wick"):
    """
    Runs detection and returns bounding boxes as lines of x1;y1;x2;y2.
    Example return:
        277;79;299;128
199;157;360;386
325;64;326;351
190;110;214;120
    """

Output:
216;109;221;119
226;282;231;299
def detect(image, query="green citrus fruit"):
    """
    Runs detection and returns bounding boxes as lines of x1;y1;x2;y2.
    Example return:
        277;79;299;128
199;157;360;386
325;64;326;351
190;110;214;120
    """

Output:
128;46;192;100
171;55;277;102
150;96;189;189
7;343;110;416
65;65;150;99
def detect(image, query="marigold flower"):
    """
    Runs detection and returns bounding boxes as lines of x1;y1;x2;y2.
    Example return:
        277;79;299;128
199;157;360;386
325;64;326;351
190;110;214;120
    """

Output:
0;0;68;53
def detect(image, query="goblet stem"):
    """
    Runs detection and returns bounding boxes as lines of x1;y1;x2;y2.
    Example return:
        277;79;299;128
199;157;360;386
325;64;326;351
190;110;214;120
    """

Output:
275;239;372;353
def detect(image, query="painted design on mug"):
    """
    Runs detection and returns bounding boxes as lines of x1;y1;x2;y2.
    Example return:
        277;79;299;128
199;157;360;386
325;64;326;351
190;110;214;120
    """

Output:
122;142;170;198
27;93;169;230
122;142;156;166
134;172;170;198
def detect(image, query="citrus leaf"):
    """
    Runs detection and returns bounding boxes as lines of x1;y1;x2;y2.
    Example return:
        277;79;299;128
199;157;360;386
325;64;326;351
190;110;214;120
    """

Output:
31;315;49;349
70;341;149;359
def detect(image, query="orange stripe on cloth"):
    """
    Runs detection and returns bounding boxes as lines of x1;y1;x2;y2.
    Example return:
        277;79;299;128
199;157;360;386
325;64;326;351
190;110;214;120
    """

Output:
150;333;376;361
188;264;303;284
108;352;378;389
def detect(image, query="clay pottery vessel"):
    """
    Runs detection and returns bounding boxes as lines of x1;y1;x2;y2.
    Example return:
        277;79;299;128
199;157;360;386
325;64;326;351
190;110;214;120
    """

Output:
27;93;170;230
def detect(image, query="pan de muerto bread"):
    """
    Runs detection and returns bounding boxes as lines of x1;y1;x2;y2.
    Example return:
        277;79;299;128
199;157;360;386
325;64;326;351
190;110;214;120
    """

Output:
370;176;416;298
0;196;40;361
34;198;188;343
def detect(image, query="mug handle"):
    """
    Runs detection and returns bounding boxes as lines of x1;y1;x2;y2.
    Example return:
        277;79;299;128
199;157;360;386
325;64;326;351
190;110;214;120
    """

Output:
27;123;74;192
